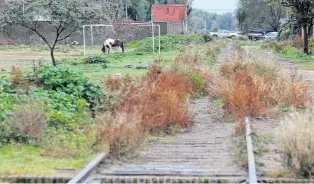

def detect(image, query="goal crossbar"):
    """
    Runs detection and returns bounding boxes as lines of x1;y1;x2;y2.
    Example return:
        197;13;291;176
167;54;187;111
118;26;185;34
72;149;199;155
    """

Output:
82;23;161;57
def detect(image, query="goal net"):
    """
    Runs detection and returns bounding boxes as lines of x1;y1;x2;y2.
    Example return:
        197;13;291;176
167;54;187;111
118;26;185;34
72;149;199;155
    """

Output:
82;23;161;59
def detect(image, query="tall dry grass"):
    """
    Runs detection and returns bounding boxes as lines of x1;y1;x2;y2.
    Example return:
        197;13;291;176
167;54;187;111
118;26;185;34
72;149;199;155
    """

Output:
97;64;194;158
6;99;47;143
206;46;309;119
278;111;314;178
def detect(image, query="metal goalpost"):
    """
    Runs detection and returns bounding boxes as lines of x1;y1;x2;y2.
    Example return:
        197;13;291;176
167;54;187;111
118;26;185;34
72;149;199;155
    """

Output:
82;22;161;59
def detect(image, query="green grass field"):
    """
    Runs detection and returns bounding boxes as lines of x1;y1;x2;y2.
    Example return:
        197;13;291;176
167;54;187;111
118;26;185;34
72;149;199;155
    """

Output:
0;44;179;84
0;143;94;175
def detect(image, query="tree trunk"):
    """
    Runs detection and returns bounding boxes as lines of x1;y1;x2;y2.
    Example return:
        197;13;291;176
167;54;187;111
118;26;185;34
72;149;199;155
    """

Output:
50;48;57;66
309;23;313;37
303;24;309;54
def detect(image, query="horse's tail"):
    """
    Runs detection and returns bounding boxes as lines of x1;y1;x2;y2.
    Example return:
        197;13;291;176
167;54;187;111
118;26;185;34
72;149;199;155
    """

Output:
101;44;106;53
121;42;124;53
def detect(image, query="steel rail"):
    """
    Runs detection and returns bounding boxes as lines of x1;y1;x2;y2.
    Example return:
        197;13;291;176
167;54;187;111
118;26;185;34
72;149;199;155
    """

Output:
67;152;107;184
245;117;258;183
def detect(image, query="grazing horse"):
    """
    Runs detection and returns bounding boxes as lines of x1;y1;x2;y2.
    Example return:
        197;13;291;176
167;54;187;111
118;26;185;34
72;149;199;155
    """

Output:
102;38;124;53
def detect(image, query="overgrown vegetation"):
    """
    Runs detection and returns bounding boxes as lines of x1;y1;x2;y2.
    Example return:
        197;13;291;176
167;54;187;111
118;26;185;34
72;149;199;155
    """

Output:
207;45;309;119
127;35;204;53
278;111;314;178
260;38;314;69
0;36;226;174
97;64;195;158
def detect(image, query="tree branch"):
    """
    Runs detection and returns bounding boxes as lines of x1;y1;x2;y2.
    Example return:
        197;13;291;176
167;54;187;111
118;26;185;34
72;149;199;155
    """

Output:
21;24;52;49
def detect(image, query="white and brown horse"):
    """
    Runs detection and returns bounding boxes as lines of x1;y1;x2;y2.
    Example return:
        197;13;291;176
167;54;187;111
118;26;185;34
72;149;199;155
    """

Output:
102;38;124;53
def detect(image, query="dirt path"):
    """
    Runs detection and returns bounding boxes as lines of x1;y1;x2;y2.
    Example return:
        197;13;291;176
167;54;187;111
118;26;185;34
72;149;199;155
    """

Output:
86;43;246;183
245;46;314;84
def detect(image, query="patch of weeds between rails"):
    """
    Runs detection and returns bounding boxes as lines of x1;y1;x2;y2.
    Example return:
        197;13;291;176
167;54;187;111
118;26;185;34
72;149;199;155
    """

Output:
233;132;273;170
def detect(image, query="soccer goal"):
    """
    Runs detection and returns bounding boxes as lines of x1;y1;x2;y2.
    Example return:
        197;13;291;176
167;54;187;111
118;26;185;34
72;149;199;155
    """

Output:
82;22;161;59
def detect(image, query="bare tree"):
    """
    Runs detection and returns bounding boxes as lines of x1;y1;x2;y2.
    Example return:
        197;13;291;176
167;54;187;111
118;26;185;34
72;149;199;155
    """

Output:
94;0;125;24
0;0;94;66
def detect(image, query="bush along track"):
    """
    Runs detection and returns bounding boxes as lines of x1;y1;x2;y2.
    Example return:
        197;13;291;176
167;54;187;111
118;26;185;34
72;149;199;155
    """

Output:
207;44;314;181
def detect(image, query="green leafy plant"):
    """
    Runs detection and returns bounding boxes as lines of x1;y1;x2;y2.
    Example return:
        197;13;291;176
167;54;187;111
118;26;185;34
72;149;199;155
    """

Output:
309;37;314;54
203;33;213;42
87;55;109;64
187;71;206;97
127;35;204;53
37;66;102;111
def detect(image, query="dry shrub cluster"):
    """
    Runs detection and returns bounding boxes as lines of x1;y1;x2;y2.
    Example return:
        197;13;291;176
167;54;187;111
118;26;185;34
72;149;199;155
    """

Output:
292;35;304;48
278;111;314;178
207;47;309;119
97;64;194;158
6;99;47;144
173;44;222;97
10;66;30;93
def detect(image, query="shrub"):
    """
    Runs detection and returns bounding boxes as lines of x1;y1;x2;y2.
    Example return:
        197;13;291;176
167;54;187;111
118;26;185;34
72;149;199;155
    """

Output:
187;71;206;97
0;93;15;122
30;88;87;114
275;43;284;53
128;34;203;53
10;67;29;93
140;66;194;132
96;111;145;159
5;99;47;144
309;37;314;54
277;28;293;41
100;65;194;157
0;121;13;147
292;35;303;48
37;66;102;113
87;55;109;64
206;49;309;118
260;40;277;50
0;80;13;93
203;33;213;42
278;111;314;177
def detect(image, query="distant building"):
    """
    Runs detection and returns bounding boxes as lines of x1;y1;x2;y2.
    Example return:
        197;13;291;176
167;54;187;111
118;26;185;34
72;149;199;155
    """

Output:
152;4;187;35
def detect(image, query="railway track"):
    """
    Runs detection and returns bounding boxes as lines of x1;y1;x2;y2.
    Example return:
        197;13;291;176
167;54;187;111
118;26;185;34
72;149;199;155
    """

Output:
66;45;314;184
67;116;310;184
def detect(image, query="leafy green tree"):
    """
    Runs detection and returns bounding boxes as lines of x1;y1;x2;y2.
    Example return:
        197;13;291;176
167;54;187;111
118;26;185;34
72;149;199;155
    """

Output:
0;0;93;66
281;0;314;54
188;9;218;31
236;0;286;32
214;13;235;31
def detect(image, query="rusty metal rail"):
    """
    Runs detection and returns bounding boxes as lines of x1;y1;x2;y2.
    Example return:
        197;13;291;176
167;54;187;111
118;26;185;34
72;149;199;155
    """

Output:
245;117;258;183
67;152;107;184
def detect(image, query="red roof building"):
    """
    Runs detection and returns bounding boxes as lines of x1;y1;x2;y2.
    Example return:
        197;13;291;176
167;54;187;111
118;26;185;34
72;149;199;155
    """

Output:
152;4;186;22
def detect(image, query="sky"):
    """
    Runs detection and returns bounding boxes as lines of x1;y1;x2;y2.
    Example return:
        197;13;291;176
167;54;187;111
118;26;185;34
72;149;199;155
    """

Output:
192;0;238;14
